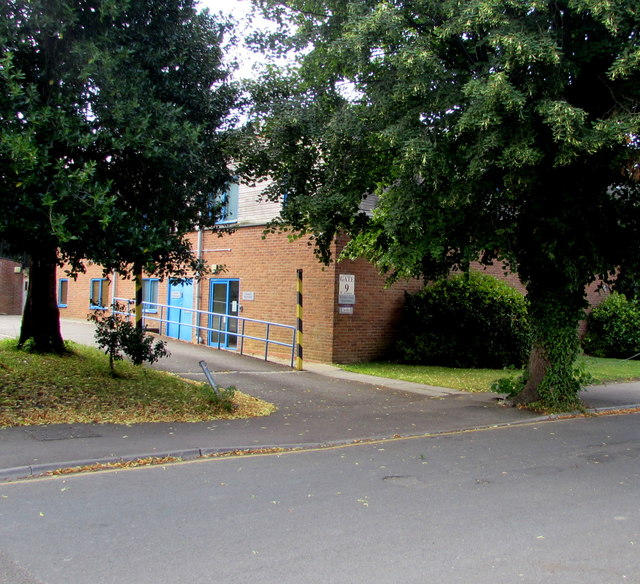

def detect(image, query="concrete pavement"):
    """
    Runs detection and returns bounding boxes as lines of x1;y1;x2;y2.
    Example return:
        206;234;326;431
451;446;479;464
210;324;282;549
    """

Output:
1;315;639;481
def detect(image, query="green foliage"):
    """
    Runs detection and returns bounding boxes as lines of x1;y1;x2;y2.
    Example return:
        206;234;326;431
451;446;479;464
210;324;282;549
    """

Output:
88;305;169;376
243;0;640;408
16;337;38;354
0;0;237;351
119;325;170;368
491;374;527;398
583;293;640;359
396;272;531;369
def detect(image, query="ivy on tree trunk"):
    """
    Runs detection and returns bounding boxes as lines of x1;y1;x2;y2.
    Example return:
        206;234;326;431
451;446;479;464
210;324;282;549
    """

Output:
516;286;586;410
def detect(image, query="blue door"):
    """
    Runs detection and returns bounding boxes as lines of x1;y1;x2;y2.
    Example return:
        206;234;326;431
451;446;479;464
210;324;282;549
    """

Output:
208;279;239;349
166;279;194;341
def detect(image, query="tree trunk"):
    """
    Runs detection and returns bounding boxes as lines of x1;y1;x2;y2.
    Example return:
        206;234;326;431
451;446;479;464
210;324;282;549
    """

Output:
513;285;585;410
19;247;65;353
516;345;550;404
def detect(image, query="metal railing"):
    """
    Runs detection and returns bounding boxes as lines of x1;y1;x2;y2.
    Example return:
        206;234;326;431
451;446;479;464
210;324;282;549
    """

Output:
112;297;297;368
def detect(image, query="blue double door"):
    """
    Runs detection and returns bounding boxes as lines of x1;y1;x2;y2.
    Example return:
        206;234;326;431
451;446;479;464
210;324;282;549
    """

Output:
165;278;239;348
208;279;240;349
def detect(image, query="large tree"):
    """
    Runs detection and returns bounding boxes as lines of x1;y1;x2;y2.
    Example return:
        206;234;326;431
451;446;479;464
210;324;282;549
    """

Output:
241;0;640;409
0;0;236;352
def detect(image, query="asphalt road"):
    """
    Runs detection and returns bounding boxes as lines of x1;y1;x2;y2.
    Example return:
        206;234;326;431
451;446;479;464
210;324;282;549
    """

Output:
1;412;639;584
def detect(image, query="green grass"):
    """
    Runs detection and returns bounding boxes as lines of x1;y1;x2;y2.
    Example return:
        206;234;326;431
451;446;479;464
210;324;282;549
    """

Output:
338;355;640;393
580;355;640;383
0;339;275;427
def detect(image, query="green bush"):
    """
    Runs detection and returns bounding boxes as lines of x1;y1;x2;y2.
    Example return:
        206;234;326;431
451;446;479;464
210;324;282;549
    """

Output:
89;304;169;376
395;272;531;368
583;293;640;359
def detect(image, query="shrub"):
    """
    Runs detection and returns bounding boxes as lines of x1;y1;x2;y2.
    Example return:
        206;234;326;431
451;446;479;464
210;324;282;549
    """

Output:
395;272;531;368
89;304;169;375
583;293;640;359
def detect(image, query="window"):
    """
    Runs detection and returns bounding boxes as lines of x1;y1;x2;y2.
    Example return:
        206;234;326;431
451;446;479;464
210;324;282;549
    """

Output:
89;278;109;309
215;183;239;224
142;278;159;313
57;279;68;307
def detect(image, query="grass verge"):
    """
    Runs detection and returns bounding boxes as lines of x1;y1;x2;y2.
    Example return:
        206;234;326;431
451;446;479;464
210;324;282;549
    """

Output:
337;355;640;393
0;339;276;427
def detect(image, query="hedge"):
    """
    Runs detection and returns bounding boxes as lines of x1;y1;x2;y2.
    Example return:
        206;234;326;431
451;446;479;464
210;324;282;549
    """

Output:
395;272;531;368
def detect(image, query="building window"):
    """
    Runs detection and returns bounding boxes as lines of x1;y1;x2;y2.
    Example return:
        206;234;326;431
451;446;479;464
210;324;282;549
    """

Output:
142;278;159;313
215;183;239;224
89;278;109;309
57;279;68;308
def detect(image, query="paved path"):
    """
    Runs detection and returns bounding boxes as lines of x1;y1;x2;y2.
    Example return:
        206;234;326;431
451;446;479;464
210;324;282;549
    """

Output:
1;316;639;481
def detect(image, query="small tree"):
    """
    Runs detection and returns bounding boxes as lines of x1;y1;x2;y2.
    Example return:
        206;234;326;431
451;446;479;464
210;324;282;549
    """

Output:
89;305;169;376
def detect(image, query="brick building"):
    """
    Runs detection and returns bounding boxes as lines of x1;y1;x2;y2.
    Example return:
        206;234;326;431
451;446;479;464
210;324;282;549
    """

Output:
56;181;424;364
0;257;26;315
55;180;608;363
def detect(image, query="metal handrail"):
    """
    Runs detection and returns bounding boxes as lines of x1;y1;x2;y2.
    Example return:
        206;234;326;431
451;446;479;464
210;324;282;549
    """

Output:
112;297;297;368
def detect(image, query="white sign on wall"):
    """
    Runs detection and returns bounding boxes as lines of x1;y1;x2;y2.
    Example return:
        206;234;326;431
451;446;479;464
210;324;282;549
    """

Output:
338;274;355;305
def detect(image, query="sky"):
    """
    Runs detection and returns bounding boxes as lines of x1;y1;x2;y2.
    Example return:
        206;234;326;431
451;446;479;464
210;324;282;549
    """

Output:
198;0;252;19
197;0;278;79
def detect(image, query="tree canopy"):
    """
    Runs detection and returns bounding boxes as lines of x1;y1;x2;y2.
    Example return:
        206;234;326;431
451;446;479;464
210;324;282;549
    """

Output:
0;0;237;351
242;0;640;409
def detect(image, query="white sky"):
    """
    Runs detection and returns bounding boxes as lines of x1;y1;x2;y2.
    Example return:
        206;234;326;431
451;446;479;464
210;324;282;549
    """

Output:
198;0;252;18
198;0;279;79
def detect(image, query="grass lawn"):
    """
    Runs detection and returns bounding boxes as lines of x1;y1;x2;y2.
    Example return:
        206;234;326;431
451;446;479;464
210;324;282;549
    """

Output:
0;339;276;427
338;355;640;393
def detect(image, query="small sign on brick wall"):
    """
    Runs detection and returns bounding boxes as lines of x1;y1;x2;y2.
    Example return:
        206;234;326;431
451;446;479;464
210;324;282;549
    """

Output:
242;291;255;301
339;306;354;315
338;274;355;304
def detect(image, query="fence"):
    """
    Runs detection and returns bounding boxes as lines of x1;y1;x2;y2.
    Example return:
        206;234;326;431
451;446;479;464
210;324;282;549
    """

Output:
112;298;297;368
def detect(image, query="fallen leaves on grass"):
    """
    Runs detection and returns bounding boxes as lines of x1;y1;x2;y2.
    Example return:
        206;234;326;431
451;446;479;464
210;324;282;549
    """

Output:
0;392;277;426
0;340;277;427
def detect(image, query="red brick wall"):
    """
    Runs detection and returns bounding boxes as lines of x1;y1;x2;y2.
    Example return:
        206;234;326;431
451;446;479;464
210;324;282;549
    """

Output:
331;256;423;363
196;229;427;363
56;263;119;320
195;228;338;362
0;258;25;315
56;232;613;364
56;231;339;361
